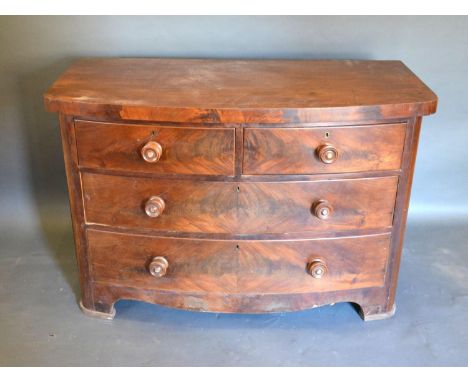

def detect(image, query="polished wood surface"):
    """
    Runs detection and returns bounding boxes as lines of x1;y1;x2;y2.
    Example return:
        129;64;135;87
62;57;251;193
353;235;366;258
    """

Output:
243;123;406;174
44;59;437;123
87;229;390;296
75;120;235;175
82;173;398;234
45;58;437;320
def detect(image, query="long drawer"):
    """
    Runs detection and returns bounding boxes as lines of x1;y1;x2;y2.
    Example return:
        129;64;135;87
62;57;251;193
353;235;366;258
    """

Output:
75;120;236;175
82;173;398;234
243;123;406;175
87;229;390;294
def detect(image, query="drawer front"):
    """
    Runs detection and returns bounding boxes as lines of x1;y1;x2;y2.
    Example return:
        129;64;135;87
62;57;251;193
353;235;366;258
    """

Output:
243;123;406;174
87;229;390;294
82;173;398;234
75;120;235;175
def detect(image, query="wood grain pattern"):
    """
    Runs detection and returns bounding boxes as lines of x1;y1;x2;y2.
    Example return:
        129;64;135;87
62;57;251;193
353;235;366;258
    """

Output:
89;282;389;315
44;59;437;123
75;120;235;175
44;58;438;320
87;229;390;296
82;173;398;234
243;123;406;174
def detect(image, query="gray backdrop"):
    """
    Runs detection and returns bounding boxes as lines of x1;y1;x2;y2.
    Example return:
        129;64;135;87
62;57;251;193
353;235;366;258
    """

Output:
1;16;467;366
1;16;467;227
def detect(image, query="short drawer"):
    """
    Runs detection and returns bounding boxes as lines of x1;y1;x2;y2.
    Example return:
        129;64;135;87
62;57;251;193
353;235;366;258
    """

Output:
82;173;398;234
243;123;406;174
87;229;390;294
75;120;235;175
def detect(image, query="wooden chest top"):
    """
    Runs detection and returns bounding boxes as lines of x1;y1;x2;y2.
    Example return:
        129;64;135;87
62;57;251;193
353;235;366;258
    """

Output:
44;58;437;123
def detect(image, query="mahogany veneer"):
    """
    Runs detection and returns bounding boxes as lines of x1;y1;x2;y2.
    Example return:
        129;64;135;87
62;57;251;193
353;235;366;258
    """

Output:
82;173;398;234
87;230;391;297
44;58;437;321
76;120;236;175
243;124;406;174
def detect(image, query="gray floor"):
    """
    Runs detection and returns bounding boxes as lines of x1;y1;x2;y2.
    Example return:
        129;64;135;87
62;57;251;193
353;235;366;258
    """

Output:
1;205;467;366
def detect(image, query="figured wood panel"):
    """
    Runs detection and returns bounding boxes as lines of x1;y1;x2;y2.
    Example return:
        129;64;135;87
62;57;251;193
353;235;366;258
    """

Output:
82;173;398;234
243;123;406;174
87;229;390;294
75;120;235;175
44;59;437;123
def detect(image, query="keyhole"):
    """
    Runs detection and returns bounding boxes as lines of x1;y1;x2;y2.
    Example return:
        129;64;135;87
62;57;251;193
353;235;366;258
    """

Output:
325;132;330;138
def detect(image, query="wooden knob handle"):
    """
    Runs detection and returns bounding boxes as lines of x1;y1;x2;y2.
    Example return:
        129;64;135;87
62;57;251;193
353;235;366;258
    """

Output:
313;200;332;220
317;144;338;164
307;260;327;279
149;256;169;277
141;141;162;163
144;196;165;218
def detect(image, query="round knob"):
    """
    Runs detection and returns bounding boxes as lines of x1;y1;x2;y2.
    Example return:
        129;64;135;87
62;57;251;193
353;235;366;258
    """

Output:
317;144;338;164
149;256;169;277
144;196;165;218
307;260;328;279
313;200;332;220
141;141;162;163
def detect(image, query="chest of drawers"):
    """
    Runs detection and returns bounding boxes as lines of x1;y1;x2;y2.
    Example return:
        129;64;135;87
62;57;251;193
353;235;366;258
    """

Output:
44;58;437;321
